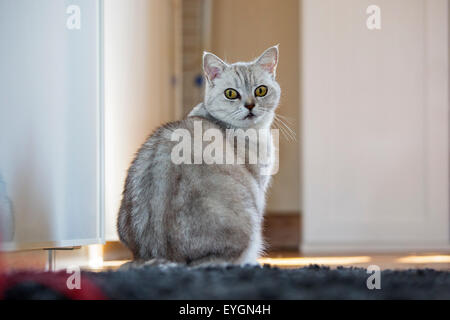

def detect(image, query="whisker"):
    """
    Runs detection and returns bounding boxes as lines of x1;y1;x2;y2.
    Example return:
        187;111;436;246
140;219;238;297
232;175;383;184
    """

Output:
273;118;293;142
274;115;296;141
273;115;296;142
253;109;296;142
276;113;295;125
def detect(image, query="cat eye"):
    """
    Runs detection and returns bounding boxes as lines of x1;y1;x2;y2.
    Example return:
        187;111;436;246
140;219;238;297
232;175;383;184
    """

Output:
254;85;268;97
224;88;239;100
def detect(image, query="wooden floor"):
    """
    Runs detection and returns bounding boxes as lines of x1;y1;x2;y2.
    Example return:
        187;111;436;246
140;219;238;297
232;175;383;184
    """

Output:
3;244;449;272
259;252;450;270
95;252;450;272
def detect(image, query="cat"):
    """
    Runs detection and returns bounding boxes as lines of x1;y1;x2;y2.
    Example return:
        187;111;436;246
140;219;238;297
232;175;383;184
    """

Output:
117;46;281;266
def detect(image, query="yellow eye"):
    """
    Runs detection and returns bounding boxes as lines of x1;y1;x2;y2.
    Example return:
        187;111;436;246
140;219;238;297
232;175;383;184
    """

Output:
224;88;239;100
255;85;268;97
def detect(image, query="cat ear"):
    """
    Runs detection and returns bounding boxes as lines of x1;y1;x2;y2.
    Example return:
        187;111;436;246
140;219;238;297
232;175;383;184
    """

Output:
255;45;279;78
203;52;227;84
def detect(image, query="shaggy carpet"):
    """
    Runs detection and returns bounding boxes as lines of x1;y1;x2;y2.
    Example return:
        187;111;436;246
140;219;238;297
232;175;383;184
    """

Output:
3;264;450;300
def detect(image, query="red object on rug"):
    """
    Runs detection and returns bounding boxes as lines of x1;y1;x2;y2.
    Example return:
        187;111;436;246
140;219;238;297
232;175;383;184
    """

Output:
0;231;106;300
0;270;107;300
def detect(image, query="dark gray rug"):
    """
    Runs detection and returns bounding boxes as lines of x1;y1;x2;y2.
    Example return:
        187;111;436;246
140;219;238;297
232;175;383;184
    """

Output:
4;265;450;300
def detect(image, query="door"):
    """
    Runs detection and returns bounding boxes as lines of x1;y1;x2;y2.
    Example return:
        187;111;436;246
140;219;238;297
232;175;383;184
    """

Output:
301;0;449;253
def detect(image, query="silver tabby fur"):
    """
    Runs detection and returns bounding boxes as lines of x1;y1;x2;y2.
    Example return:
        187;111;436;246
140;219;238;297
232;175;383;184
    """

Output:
117;46;281;266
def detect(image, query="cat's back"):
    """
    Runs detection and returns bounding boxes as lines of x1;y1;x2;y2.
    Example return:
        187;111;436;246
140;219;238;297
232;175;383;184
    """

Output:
139;116;221;154
117;116;254;260
121;116;224;206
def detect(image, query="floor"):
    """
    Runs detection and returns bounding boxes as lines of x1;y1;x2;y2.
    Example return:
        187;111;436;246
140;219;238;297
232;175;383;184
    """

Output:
93;252;450;272
3;245;449;272
259;252;450;270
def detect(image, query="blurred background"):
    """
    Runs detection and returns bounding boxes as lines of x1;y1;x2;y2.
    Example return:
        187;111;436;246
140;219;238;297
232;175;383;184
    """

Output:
0;0;449;271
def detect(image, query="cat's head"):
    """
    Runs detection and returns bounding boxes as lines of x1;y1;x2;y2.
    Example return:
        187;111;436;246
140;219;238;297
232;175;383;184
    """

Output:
202;46;280;128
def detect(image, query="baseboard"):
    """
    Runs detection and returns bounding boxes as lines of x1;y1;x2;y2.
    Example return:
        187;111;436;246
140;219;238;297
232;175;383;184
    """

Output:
302;243;450;256
263;212;300;251
103;241;132;261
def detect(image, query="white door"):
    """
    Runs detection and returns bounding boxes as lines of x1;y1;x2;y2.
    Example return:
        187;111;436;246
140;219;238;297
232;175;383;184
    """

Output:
301;0;449;253
0;0;104;250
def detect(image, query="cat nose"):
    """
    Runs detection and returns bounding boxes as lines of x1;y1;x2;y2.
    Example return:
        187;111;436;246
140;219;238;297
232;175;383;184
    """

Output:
244;102;255;111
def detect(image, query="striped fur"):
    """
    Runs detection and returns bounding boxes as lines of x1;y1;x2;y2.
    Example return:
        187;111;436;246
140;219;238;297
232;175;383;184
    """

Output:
117;46;281;265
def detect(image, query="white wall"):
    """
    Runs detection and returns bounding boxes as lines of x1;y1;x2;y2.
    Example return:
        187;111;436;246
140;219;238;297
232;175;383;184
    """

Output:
301;0;449;253
104;0;177;240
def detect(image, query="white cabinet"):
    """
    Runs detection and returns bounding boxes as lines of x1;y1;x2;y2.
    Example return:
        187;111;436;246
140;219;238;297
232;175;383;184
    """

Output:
301;0;449;253
0;0;104;250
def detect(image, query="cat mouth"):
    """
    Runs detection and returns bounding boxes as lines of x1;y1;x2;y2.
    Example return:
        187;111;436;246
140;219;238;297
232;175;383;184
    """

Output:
244;113;256;120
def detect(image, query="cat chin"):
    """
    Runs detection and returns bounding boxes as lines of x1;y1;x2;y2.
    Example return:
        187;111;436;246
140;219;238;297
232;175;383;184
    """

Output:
228;118;273;130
